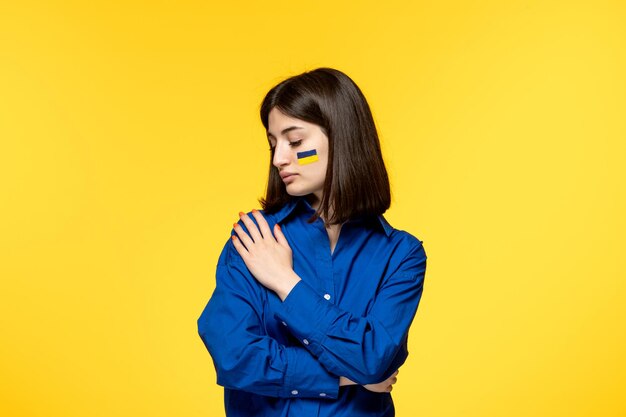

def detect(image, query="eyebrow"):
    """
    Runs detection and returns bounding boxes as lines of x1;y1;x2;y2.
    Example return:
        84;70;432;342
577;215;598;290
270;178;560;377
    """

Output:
266;126;305;139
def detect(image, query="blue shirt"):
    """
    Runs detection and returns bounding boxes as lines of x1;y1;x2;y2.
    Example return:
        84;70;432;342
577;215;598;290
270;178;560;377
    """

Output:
197;196;427;417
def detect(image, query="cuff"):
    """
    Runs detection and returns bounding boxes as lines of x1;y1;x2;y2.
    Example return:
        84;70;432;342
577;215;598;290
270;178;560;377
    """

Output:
283;346;339;399
274;280;341;358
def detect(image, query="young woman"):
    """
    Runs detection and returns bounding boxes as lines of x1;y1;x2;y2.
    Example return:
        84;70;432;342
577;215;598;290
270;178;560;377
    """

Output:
197;67;427;417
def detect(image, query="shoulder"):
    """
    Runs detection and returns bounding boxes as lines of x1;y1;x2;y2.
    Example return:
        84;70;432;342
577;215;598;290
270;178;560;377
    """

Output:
383;226;427;278
217;208;281;267
382;217;426;258
239;208;282;232
388;229;427;286
393;229;425;252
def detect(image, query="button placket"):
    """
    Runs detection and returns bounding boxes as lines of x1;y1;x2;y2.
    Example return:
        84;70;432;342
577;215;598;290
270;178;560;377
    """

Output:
313;220;335;304
325;221;343;304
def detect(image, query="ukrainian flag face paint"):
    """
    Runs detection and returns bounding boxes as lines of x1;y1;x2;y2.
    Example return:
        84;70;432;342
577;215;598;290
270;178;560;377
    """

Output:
297;149;319;165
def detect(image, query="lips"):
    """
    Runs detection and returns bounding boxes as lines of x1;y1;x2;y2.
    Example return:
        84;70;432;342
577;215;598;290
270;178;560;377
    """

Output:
280;172;296;179
280;172;297;182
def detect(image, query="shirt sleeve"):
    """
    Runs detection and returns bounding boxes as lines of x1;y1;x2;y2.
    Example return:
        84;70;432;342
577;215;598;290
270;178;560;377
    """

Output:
197;238;340;399
273;237;427;385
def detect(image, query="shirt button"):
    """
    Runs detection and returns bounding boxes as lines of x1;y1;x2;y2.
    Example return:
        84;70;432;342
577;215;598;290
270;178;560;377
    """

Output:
281;321;287;327
291;390;299;395
323;294;331;300
303;339;309;345
319;392;327;397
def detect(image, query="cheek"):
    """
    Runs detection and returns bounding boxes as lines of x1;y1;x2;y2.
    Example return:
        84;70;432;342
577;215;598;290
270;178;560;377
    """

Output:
298;150;327;182
296;148;320;166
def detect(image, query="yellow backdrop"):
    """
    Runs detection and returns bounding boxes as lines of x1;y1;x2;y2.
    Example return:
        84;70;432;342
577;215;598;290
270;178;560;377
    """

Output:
1;1;625;416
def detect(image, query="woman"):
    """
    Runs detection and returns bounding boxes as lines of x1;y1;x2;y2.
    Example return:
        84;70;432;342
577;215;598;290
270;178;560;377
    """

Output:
197;67;427;417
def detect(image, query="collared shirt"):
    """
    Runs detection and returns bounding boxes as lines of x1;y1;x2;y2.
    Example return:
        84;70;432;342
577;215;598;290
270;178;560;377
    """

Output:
197;196;427;417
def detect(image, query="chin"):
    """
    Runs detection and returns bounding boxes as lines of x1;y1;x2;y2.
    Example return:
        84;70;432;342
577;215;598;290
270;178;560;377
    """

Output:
285;185;313;197
285;189;307;197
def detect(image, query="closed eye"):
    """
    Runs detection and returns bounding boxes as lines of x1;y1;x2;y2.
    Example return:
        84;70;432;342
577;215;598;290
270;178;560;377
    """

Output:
268;139;303;151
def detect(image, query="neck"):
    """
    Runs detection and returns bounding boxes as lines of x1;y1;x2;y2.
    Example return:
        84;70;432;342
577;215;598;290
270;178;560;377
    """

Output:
306;192;322;211
306;193;338;226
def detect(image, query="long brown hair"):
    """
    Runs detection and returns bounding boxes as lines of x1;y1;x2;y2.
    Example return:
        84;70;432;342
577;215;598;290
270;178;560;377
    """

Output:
259;67;391;226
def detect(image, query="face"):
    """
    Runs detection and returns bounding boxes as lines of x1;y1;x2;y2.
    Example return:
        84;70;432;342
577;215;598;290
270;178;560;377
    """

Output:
267;107;329;207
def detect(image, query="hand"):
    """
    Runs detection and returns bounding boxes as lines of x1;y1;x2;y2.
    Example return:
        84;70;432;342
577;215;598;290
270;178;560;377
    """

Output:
362;370;399;393
339;376;357;387
232;210;301;300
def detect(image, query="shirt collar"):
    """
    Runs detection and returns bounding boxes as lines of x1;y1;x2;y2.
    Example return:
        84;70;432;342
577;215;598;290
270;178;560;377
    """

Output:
273;196;394;237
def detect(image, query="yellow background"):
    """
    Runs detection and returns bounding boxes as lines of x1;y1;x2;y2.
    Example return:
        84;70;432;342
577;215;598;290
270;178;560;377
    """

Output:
1;1;625;416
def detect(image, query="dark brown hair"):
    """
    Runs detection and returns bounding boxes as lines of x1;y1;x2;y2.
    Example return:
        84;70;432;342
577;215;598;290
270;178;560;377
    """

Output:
259;67;391;226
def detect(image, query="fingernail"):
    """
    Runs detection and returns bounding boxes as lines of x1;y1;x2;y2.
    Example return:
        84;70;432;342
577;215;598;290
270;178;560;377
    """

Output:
231;235;236;240
233;223;238;228
252;209;258;213
239;211;244;217
276;224;281;230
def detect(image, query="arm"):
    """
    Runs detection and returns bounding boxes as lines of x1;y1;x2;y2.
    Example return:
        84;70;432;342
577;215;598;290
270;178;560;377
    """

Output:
229;210;426;386
274;239;427;385
197;238;341;399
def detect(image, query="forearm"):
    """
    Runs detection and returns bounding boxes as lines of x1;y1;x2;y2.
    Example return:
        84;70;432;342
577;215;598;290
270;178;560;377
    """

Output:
273;270;301;301
210;342;341;398
275;278;422;384
198;266;341;399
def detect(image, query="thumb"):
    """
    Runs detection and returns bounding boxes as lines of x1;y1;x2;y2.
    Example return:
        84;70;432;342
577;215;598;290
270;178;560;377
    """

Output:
274;223;290;247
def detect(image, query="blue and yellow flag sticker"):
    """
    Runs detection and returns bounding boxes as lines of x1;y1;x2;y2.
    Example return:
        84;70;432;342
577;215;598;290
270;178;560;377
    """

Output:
297;149;319;165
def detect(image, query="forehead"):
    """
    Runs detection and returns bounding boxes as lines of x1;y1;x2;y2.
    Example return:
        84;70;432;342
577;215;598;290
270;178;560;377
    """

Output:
267;108;315;138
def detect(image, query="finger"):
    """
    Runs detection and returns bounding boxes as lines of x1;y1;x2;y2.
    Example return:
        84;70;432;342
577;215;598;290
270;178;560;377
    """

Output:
384;371;398;383
391;377;398;384
231;234;249;259
387;385;393;392
233;222;254;250
250;209;273;239
274;224;290;247
238;212;263;243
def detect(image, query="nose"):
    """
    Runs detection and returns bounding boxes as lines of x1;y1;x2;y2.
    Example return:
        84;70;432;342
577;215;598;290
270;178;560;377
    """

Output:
272;141;291;169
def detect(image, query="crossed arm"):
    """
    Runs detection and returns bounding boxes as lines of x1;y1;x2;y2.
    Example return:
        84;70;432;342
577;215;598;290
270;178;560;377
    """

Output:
197;250;400;398
198;210;425;397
